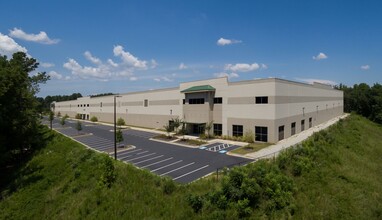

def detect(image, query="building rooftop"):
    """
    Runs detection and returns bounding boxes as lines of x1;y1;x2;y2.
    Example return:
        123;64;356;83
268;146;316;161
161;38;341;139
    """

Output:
180;85;216;93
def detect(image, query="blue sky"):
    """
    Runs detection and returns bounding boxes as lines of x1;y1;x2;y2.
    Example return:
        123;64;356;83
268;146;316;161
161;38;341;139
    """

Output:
0;0;381;97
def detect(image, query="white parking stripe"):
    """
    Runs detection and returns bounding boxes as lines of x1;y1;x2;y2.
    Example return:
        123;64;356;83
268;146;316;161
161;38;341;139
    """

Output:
115;149;142;155
173;165;209;180
151;160;182;172
136;150;149;155
141;157;173;168
119;151;146;160
159;162;195;176
82;139;111;145
125;153;156;162
134;155;164;165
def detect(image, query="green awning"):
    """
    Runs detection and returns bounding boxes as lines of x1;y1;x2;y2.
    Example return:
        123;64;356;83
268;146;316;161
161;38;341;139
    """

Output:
180;85;215;93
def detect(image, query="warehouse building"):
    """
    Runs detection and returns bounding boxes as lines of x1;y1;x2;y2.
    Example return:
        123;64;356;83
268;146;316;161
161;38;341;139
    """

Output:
52;77;343;143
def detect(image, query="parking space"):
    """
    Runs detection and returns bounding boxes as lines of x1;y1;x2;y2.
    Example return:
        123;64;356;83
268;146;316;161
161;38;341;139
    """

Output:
45;117;252;183
123;129;157;139
74;135;114;152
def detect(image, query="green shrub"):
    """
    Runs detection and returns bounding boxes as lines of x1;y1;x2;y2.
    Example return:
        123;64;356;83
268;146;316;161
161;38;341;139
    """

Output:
243;130;255;143
117;118;125;126
90;116;98;122
75;113;81;119
162;177;176;195
57;111;61;117
187;194;204;213
236;198;251;218
98;155;116;188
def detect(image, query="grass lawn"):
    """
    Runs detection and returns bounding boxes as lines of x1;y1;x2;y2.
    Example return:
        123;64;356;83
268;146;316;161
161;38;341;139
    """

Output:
231;142;272;155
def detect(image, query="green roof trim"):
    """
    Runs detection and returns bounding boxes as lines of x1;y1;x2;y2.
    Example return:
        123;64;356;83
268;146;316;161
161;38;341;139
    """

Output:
181;85;216;93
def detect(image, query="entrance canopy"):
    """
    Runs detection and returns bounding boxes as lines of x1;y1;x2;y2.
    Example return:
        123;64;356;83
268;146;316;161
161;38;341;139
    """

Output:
180;85;215;93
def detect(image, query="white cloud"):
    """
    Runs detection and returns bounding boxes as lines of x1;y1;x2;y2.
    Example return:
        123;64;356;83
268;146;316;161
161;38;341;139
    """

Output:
0;33;27;57
65;76;71;80
312;52;328;60
361;65;370;70
63;46;154;80
224;63;260;72
261;63;268;69
40;62;55;68
84;51;101;65
151;59;158;69
107;59;118;67
9;28;59;44
214;72;239;79
48;71;63;80
113;45;147;69
63;58;112;79
153;76;173;82
217;37;242;46
297;78;337;85
179;62;187;70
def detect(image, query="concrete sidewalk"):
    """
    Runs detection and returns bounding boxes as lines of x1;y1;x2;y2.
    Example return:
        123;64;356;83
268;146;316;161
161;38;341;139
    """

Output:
244;114;349;160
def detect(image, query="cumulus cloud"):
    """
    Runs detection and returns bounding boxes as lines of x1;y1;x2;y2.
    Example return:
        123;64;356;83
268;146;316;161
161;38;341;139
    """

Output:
40;62;55;68
261;64;268;69
297;78;337;85
63;58;112;79
63;46;154;80
214;72;239;79
9;28;59;44
361;65;370;70
48;71;63;80
224;63;260;72
0;33;27;57
179;62;187;70
217;37;242;46
113;45;147;69
312;52;328;60
84;51;101;65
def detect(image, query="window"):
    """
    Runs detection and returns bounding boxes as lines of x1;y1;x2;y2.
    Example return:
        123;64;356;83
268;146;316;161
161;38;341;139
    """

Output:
255;126;268;142
80;104;82;107
144;99;148;107
255;96;268;104
100;102;102;107
189;98;205;104
278;125;285;141
291;122;296;135
87;104;89;107
232;125;243;137
213;124;222;136
183;99;185;104
309;117;312;128
301;119;305;131
78;104;79;107
213;97;222;104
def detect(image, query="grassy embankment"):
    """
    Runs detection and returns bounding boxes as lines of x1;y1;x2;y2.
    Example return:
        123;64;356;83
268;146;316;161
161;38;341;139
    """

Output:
0;114;381;219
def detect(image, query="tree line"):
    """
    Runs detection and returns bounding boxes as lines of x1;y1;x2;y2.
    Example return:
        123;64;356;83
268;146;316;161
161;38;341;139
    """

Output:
0;52;50;171
36;93;82;112
337;83;382;124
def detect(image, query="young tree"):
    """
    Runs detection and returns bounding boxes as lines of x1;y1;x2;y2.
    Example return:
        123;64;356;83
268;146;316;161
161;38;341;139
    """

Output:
49;111;54;129
173;117;183;134
75;121;82;134
205;120;214;139
116;128;124;146
163;124;173;138
117;117;125;127
60;116;66;127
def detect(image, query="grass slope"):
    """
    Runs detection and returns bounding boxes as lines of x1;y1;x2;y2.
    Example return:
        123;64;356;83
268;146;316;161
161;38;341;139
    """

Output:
0;114;381;219
291;115;382;219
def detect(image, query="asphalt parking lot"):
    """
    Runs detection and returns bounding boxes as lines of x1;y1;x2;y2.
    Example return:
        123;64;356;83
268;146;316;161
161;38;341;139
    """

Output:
44;118;252;183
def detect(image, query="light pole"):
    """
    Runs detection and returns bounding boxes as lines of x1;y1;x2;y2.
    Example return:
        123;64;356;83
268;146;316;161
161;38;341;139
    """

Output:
114;95;122;160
